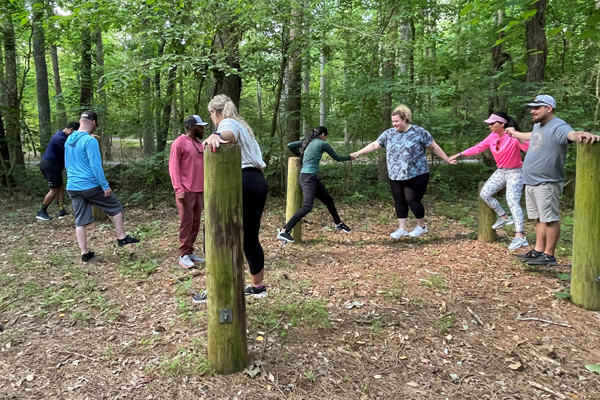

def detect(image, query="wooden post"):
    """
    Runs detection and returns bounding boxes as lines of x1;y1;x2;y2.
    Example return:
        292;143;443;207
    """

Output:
477;181;496;243
204;144;248;374
571;142;600;310
286;157;303;242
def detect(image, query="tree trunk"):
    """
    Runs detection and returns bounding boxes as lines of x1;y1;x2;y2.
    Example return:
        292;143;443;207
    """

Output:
302;51;311;137
256;79;263;123
154;40;165;150
571;142;600;310
2;17;24;167
142;74;154;155
158;66;176;153
50;45;67;129
477;182;496;243
79;26;93;111
264;30;288;168
319;49;326;127
286;5;303;154
489;10;507;114
194;75;204;115
32;0;52;151
96;29;110;160
205;144;248;374
286;157;303;242
213;27;242;108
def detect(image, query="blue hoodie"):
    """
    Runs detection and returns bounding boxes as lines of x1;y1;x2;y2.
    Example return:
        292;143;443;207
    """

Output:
64;131;109;191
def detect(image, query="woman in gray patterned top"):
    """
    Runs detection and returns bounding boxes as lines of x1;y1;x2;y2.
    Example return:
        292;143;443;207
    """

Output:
352;105;456;238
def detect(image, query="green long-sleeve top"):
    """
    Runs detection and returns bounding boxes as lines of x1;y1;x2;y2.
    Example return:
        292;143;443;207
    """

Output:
287;139;351;174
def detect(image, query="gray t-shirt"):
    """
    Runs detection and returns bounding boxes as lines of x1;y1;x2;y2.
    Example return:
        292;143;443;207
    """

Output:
218;118;266;170
377;125;433;181
521;117;573;186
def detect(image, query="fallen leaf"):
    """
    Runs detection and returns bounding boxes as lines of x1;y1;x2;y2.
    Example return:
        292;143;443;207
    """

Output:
268;372;274;382
25;374;34;381
256;336;264;342
585;364;600;374
373;375;382;379
508;362;523;371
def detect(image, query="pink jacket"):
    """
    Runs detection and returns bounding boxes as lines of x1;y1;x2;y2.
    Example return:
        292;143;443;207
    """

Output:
169;135;204;194
462;132;529;168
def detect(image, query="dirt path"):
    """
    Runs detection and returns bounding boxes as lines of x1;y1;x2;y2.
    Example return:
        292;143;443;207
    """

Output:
1;194;599;399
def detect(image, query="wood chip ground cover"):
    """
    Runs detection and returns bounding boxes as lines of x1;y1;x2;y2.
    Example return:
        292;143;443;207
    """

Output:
1;194;599;399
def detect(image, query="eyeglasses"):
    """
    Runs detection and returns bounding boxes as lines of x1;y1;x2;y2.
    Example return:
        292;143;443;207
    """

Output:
495;140;500;151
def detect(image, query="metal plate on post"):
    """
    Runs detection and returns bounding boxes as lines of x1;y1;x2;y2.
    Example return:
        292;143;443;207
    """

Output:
219;309;233;324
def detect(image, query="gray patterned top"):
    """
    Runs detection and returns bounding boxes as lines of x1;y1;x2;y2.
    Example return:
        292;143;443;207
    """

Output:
377;125;433;181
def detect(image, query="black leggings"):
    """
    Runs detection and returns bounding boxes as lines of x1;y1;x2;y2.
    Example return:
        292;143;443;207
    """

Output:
389;173;429;219
284;173;341;232
243;169;269;275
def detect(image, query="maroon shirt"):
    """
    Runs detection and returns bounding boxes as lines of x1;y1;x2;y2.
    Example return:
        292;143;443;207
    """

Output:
169;135;204;194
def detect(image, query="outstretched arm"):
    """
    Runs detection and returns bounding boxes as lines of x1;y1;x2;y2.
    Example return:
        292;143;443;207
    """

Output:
566;131;600;143
351;141;382;158
287;141;303;157
429;140;457;164
506;127;532;141
322;142;351;161
448;137;491;162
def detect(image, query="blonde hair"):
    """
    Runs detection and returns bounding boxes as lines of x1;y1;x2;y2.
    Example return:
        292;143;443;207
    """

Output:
392;104;412;123
208;94;255;137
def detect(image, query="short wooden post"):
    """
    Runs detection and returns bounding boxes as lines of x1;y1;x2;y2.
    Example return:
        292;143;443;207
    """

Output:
477;181;496;243
571;142;600;310
286;156;303;242
204;144;248;374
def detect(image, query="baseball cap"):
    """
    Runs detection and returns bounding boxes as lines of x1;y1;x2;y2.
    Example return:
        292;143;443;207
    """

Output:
184;115;209;127
484;114;508;125
81;110;98;123
527;95;556;109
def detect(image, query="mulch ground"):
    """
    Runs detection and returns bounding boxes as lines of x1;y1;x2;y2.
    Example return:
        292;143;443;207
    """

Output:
1;193;599;400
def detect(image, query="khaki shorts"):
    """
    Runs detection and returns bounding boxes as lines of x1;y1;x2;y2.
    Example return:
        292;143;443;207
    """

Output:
525;182;564;223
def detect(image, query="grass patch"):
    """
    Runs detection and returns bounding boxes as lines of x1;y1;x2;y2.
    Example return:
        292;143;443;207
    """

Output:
118;252;158;277
249;298;331;336
152;345;213;377
434;313;455;333
421;275;447;292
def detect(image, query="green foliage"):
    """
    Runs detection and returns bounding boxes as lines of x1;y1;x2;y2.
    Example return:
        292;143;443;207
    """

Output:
434;313;456;333
118;252;158;277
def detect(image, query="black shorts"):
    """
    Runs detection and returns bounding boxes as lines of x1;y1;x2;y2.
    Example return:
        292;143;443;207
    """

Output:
68;186;124;227
39;160;63;189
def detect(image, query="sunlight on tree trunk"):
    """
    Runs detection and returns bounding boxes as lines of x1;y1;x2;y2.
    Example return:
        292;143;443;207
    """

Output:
50;45;67;130
32;0;52;151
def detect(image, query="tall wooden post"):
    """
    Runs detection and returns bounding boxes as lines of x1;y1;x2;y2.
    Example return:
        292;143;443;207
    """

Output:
286;157;303;242
571;142;600;310
204;144;248;374
477;181;496;243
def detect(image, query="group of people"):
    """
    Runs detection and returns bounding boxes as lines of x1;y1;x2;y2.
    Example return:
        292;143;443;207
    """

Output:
38;93;599;302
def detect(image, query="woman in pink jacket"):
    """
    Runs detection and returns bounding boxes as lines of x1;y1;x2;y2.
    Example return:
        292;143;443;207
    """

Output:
449;111;529;250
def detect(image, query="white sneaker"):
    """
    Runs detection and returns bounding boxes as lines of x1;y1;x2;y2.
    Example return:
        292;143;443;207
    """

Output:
390;228;409;239
179;255;195;269
508;236;529;251
492;216;513;230
408;225;428;238
189;253;205;263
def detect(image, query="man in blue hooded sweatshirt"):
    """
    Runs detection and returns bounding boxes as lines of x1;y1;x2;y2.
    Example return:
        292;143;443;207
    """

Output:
65;111;139;262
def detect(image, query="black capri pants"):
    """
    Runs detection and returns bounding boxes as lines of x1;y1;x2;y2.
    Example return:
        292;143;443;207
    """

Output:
242;168;269;276
389;172;429;219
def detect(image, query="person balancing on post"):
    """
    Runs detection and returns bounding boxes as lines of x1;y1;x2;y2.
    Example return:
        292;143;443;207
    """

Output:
351;104;456;238
276;126;354;243
169;115;207;269
195;94;270;302
448;111;530;250
64;111;139;262
36;121;80;220
507;95;600;266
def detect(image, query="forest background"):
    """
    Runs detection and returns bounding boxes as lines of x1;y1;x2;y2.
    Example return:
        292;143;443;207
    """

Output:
1;0;599;202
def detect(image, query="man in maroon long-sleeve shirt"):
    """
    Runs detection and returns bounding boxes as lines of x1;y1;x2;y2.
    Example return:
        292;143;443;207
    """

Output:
169;115;207;268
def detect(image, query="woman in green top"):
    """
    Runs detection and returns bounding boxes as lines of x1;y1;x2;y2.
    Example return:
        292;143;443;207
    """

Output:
277;126;355;243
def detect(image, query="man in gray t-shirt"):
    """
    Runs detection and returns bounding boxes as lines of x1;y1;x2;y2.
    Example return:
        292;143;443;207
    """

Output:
508;95;600;266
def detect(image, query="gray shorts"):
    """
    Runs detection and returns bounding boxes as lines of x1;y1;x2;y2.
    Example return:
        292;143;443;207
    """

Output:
525;182;564;223
68;186;124;227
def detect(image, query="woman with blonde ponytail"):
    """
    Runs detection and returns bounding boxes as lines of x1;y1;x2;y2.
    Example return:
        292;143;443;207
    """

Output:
196;95;269;302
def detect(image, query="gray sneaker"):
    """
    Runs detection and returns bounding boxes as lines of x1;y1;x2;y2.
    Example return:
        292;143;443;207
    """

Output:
189;253;205;263
508;236;529;251
492;216;513;230
390;228;409;239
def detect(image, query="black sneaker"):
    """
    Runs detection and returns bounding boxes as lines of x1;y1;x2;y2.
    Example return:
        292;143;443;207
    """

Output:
81;251;95;262
192;291;207;304
335;222;351;233
244;284;268;299
117;235;140;247
36;210;52;221
516;249;543;260
58;210;69;219
276;229;294;243
527;253;558;266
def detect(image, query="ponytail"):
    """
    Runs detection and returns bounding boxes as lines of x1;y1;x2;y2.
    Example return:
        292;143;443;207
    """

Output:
299;126;328;161
493;111;521;132
207;94;255;137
